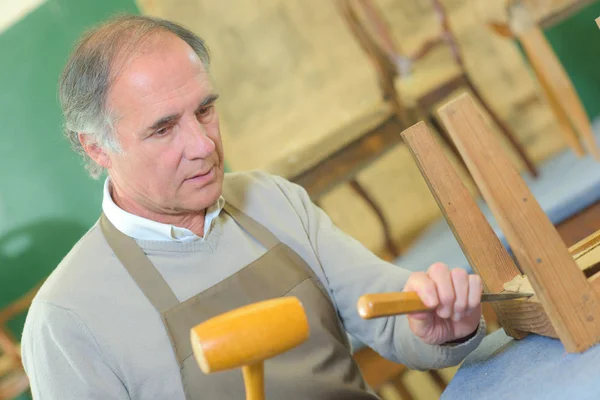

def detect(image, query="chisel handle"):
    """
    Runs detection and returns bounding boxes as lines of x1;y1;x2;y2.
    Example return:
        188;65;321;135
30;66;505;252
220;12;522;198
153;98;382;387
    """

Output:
357;292;429;319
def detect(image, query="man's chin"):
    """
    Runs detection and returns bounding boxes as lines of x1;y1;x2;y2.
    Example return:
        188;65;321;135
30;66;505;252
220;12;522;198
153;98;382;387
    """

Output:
191;182;223;210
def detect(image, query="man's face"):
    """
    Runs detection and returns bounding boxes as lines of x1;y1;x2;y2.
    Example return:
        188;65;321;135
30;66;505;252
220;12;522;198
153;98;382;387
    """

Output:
105;33;224;215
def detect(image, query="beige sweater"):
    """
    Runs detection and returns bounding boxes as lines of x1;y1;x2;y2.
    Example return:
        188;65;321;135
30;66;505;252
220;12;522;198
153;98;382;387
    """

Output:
22;171;485;399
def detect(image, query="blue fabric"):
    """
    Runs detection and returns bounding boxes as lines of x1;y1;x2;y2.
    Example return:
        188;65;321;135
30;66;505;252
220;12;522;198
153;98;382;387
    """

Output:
442;330;600;400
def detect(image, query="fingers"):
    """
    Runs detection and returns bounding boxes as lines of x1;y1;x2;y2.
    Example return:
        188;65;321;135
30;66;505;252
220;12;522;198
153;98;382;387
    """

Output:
427;263;454;319
405;263;482;321
403;271;439;310
467;274;483;315
450;268;469;321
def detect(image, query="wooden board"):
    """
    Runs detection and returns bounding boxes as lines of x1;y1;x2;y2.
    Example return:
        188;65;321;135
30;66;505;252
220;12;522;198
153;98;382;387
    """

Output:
400;123;521;293
438;93;600;352
401;121;525;337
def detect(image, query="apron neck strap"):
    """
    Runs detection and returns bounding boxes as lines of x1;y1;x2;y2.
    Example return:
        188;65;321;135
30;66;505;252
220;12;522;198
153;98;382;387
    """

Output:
99;202;280;314
223;203;279;249
100;214;180;313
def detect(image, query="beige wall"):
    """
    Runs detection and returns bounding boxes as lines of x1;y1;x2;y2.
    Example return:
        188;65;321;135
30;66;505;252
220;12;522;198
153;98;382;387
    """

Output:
137;0;576;258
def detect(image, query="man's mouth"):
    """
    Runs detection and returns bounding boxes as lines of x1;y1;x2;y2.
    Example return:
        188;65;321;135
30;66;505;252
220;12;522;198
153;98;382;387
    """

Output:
185;166;215;182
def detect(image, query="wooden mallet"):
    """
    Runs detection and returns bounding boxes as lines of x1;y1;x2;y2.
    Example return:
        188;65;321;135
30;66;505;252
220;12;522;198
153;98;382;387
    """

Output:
190;297;310;400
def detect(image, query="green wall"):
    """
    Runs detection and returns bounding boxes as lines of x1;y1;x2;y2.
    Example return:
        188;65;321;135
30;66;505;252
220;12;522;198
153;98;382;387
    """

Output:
0;0;139;335
546;2;600;119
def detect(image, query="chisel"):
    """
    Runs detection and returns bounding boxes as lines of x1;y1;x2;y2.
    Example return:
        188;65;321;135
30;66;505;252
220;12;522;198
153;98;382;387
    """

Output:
357;291;533;319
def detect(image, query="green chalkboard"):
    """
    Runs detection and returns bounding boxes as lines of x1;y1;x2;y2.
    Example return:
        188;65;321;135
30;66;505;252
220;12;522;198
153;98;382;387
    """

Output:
545;1;600;120
0;0;139;339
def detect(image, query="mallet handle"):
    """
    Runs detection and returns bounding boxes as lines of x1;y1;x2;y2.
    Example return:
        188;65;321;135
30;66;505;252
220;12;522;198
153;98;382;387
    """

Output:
242;362;265;400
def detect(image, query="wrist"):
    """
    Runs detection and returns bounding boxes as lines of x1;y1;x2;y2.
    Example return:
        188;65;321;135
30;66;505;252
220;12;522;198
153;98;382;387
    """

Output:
443;324;480;345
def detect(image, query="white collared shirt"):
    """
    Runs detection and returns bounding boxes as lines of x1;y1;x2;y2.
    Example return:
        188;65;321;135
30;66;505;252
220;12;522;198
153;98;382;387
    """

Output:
102;178;225;242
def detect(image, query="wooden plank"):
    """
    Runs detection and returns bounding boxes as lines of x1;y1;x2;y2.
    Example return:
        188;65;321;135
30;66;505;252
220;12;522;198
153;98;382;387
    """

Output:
267;103;395;180
502;274;557;338
559;202;600;247
493;229;600;341
438;93;600;352
519;27;599;159
498;300;558;338
352;346;407;390
400;122;525;338
570;231;600;278
570;230;600;259
494;230;600;341
291;114;404;199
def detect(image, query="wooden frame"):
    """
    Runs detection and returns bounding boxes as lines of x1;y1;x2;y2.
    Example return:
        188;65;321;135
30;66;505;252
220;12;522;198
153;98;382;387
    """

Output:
401;93;600;353
338;0;538;177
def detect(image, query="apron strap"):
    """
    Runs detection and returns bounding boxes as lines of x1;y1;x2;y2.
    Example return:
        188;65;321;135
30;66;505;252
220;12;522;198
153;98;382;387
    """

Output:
100;214;180;314
223;203;280;249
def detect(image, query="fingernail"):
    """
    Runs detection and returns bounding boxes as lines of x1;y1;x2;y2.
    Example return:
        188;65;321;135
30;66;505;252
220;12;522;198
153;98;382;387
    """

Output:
453;312;462;321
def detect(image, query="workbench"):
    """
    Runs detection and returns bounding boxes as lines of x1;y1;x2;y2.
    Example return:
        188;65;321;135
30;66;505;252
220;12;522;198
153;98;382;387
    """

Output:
441;328;600;400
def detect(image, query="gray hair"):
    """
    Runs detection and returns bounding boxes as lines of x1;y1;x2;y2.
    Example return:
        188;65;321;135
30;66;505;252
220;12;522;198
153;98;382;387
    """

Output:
59;15;211;179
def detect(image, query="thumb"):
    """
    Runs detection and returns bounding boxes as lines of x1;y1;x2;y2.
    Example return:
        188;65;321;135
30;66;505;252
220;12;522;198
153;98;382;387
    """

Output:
407;311;435;337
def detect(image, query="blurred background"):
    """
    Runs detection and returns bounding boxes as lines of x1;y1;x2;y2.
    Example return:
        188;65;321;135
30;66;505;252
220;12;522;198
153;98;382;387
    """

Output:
2;0;600;399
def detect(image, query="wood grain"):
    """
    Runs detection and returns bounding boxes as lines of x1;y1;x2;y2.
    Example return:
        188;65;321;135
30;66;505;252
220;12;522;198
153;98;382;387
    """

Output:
571;231;600;278
497;299;558;338
569;230;600;259
500;274;556;338
495;231;600;342
438;93;600;353
400;121;526;338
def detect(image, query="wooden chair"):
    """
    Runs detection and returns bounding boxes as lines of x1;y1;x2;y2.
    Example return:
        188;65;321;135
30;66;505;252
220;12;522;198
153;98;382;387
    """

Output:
488;0;600;159
292;0;484;259
338;0;538;177
0;284;40;400
353;346;446;400
403;92;600;353
274;0;474;259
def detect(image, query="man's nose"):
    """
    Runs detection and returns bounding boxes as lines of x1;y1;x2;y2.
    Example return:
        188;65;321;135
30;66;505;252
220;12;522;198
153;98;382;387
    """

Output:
183;118;216;159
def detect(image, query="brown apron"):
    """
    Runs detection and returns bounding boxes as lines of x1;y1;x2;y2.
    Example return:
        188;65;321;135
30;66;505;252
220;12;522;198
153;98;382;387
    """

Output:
100;202;378;399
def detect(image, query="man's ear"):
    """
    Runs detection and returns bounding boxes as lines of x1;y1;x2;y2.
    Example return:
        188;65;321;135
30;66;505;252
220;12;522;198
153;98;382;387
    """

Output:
78;133;111;169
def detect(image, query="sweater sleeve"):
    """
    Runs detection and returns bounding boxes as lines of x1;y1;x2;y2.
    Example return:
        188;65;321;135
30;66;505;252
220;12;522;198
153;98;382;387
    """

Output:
269;174;485;371
21;301;129;399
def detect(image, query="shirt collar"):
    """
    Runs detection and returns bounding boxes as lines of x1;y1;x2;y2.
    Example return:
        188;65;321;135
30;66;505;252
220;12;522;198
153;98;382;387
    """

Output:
102;178;225;242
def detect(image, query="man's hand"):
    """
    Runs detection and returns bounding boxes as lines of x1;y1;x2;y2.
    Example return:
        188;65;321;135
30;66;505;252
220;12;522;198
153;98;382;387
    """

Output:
404;263;483;345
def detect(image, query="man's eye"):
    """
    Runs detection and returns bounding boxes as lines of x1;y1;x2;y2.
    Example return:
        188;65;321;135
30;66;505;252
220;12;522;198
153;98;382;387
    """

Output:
155;127;170;136
197;106;212;117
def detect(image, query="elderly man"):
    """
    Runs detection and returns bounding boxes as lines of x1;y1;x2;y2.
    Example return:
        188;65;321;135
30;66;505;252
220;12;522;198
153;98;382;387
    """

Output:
21;15;485;399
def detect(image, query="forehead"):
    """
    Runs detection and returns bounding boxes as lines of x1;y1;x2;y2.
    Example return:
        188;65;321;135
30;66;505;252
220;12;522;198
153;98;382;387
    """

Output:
108;32;212;114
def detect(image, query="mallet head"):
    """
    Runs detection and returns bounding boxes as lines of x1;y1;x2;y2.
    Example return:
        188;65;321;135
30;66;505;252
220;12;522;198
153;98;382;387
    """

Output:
190;297;310;373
